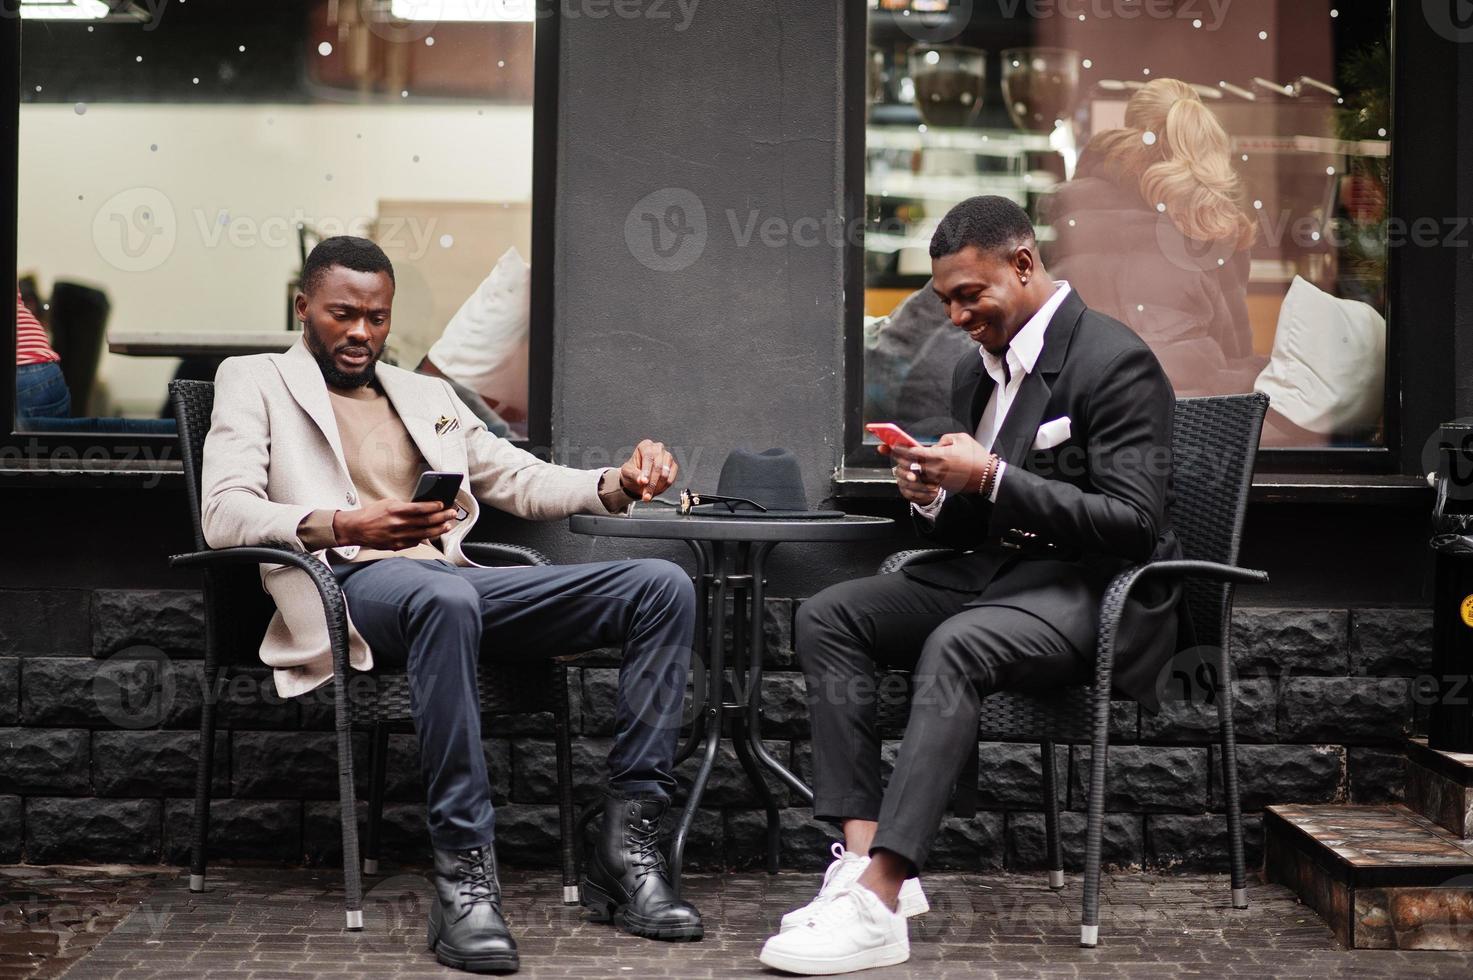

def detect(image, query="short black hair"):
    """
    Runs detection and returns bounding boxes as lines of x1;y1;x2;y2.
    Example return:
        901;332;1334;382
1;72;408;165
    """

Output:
300;236;395;294
929;195;1036;261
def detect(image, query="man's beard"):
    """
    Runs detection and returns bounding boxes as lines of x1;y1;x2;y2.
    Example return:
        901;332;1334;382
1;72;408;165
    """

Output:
304;321;381;389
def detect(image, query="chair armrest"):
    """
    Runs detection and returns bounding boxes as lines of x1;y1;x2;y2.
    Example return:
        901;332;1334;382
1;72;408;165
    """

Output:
461;542;553;567
1094;559;1269;687
878;549;958;576
168;546;350;678
170;545;337;581
1121;559;1270;590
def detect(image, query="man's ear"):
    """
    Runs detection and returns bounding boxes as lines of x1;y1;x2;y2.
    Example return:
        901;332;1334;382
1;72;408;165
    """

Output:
1011;245;1036;281
293;291;308;325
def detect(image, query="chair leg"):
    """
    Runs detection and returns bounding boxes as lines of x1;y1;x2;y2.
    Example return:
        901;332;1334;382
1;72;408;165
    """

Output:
332;678;364;931
188;657;220;893
574;799;601;880
953;741;980;818
1041;740;1064;891
1215;646;1249;910
363;722;389;876
554;665;580;904
1080;690;1111;947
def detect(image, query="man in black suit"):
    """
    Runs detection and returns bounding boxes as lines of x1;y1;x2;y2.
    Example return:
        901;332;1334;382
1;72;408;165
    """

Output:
759;196;1183;975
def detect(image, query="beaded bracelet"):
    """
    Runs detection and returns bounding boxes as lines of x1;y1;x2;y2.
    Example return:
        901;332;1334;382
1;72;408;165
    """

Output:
977;454;998;498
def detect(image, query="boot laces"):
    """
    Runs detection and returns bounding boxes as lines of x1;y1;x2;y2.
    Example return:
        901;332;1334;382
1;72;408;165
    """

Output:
630;817;667;881
455;848;500;910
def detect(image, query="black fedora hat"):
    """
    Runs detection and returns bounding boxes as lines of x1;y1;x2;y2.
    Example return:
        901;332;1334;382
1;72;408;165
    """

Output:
687;448;845;519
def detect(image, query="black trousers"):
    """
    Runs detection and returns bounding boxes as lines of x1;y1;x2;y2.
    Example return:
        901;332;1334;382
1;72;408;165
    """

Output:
797;570;1087;871
333;556;695;851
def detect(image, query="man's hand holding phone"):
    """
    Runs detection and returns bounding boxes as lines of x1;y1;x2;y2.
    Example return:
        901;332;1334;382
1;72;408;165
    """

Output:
870;424;994;505
331;499;458;550
331;470;464;549
869;422;941;506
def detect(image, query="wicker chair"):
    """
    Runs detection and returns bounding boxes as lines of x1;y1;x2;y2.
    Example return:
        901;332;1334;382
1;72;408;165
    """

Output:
878;393;1270;947
166;379;581;930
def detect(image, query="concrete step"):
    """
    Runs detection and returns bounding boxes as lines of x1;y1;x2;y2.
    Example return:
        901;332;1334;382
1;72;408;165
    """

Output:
1405;737;1473;839
1264;803;1473;949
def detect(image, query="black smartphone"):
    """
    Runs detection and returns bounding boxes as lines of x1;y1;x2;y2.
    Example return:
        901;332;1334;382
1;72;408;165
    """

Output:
411;471;464;510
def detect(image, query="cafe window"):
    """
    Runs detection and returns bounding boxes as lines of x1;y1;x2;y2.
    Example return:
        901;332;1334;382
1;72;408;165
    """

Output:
13;0;545;442
860;0;1392;453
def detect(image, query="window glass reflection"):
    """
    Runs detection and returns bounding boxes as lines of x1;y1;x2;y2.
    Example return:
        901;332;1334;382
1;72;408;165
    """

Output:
16;1;535;438
864;0;1390;449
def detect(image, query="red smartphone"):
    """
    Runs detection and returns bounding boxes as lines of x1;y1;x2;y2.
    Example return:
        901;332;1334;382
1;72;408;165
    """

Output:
866;422;921;449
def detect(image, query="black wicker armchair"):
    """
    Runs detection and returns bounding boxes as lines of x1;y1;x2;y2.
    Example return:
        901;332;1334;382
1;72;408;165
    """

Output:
166;379;581;930
878;392;1270;947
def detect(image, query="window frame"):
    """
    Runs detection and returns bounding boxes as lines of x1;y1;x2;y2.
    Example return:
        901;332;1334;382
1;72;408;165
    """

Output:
842;0;1448;480
0;6;560;481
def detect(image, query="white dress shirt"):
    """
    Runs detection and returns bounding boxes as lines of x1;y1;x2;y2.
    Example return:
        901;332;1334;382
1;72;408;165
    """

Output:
914;281;1072;521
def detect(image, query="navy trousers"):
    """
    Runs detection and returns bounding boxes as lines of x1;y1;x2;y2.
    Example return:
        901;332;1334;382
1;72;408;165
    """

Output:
332;556;695;852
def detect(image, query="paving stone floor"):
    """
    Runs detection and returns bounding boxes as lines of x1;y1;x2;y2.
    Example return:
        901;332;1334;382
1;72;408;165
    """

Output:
4;863;1473;979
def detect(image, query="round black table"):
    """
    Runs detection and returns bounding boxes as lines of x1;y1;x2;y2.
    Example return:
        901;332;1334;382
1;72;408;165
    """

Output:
568;511;895;887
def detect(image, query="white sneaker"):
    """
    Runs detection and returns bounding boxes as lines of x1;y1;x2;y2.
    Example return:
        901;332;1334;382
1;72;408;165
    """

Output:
760;885;909;975
780;843;930;932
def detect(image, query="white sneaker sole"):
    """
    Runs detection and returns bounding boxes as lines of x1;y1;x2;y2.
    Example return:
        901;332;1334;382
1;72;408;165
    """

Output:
758;939;909;976
779;879;929;932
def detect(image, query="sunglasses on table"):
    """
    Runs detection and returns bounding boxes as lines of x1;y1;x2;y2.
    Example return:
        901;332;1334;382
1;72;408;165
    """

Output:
666;489;769;515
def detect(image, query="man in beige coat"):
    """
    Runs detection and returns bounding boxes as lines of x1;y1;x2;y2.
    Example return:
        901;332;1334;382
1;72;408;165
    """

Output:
202;237;701;974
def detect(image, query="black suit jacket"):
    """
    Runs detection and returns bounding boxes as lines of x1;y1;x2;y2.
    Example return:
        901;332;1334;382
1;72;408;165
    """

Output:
903;288;1185;709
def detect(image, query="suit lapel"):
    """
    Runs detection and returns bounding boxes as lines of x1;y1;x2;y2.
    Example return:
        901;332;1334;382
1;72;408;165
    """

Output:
992;372;1052;465
990;288;1086;466
953;358;991;432
968;367;994;433
376;365;446;473
276;342;350;479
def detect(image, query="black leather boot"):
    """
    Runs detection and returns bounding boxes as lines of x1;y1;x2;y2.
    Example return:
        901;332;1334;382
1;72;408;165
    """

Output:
428;845;519;973
581;794;704;941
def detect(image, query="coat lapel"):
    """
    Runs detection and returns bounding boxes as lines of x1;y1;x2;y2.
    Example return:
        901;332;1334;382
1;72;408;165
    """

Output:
992;371;1053;465
990;288;1086;466
953;358;991;432
276;342;350;479
376;364;446;473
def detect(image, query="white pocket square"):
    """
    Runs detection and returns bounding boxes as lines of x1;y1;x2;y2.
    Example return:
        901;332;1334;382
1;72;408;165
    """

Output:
1032;416;1072;451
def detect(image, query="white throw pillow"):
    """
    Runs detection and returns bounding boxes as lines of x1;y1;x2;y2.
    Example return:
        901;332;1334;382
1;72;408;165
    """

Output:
427;246;530;413
1253;276;1386;435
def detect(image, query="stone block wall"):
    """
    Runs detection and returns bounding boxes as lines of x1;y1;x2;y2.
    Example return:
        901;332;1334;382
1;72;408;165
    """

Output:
0;588;1429;873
